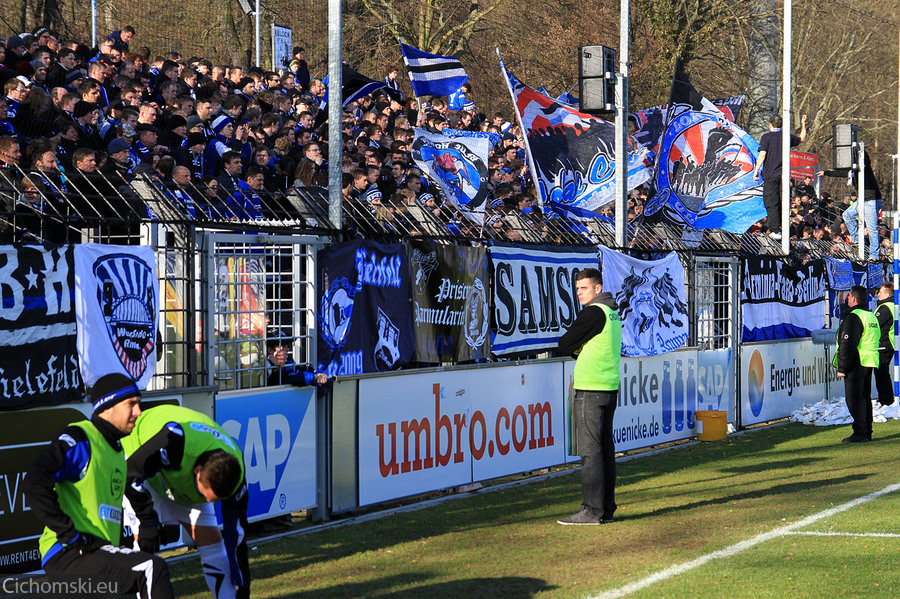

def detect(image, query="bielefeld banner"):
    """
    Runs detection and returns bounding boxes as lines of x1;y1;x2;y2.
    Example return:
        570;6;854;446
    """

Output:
0;245;82;409
490;245;596;356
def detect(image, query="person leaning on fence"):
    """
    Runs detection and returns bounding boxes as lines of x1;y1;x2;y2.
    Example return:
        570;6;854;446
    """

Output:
23;373;175;598
874;283;895;407
122;404;250;599
557;267;622;525
835;285;881;443
266;338;330;387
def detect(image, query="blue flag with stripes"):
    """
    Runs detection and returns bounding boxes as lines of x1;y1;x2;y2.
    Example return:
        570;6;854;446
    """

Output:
400;43;468;98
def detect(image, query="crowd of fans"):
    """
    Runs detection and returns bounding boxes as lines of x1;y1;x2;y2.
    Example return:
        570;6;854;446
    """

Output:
0;24;889;258
0;24;574;246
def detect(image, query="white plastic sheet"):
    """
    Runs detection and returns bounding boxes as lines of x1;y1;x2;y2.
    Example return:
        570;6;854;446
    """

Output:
790;398;900;426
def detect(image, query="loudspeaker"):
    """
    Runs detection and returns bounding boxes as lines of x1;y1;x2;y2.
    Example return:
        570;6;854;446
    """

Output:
578;45;616;112
832;123;858;169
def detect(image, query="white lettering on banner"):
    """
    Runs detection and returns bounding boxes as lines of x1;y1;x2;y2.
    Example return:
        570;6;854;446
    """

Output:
413;302;466;326
230;415;291;491
0;471;31;515
374;383;554;478
355;248;402;288
434;278;472;303
0;253;24;321
0;354;80;400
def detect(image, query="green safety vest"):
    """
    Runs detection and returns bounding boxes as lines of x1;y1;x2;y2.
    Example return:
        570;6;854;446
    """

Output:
38;420;126;559
834;308;880;368
122;405;244;505
573;303;622;391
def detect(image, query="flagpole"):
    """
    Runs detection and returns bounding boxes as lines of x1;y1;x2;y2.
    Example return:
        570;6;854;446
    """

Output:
614;0;630;248
496;48;544;213
780;0;791;255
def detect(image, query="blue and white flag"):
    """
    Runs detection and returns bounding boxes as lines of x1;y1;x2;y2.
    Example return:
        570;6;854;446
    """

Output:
411;127;492;223
643;60;763;234
599;247;689;357
499;56;650;219
440;128;501;147
557;89;579;107
742;257;827;342
400;43;468;98
75;244;159;389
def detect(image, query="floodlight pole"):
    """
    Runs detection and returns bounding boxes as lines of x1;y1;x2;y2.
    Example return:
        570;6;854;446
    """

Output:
254;0;261;67
327;0;343;228
91;0;97;48
614;0;630;248
858;141;866;261
780;0;791;255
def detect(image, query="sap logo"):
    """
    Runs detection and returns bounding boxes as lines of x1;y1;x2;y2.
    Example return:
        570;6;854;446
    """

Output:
222;415;291;492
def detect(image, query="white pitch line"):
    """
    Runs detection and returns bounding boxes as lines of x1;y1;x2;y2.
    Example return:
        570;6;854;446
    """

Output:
787;531;900;538
588;481;900;599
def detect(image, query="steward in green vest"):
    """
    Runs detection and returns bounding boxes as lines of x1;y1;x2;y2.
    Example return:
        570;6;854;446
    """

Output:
874;283;896;406
835;285;880;443
24;373;174;598
122;404;250;599
556;267;622;526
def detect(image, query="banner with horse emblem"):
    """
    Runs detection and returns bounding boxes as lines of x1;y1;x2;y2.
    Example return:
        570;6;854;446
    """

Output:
599;247;689;357
75;244;159;389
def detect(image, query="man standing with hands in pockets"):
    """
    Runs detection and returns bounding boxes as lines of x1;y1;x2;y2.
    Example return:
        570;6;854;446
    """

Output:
557;268;622;525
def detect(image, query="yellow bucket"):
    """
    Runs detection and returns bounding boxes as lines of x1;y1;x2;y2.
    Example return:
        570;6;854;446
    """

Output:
695;410;728;441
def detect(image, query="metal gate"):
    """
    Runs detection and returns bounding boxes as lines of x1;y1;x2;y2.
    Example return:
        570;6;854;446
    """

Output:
200;232;326;391
690;255;743;426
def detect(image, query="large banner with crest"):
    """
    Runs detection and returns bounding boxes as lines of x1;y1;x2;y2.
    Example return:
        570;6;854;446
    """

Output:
74;244;159;389
317;240;415;376
0;245;82;409
408;242;490;363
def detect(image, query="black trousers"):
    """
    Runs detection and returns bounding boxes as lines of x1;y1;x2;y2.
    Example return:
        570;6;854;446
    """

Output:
762;178;782;233
573;390;617;519
875;353;894;405
44;542;174;599
844;367;873;439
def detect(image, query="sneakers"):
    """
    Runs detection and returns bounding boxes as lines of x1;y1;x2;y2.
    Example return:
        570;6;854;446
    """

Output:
557;507;614;526
768;231;782;240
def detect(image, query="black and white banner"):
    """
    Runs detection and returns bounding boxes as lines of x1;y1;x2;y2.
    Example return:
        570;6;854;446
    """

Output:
742;257;826;342
490;245;596;356
408;242;489;363
599;247;689;357
75;245;159;389
0;245;82;409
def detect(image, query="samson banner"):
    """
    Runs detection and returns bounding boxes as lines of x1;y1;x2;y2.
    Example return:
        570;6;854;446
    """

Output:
317;240;415;376
741;257;827;342
408;242;489;363
490;244;596;356
0;244;82;409
75;244;159;389
599;247;689;357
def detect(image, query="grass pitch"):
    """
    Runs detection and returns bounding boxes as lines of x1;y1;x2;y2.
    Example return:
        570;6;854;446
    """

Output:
169;419;900;598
